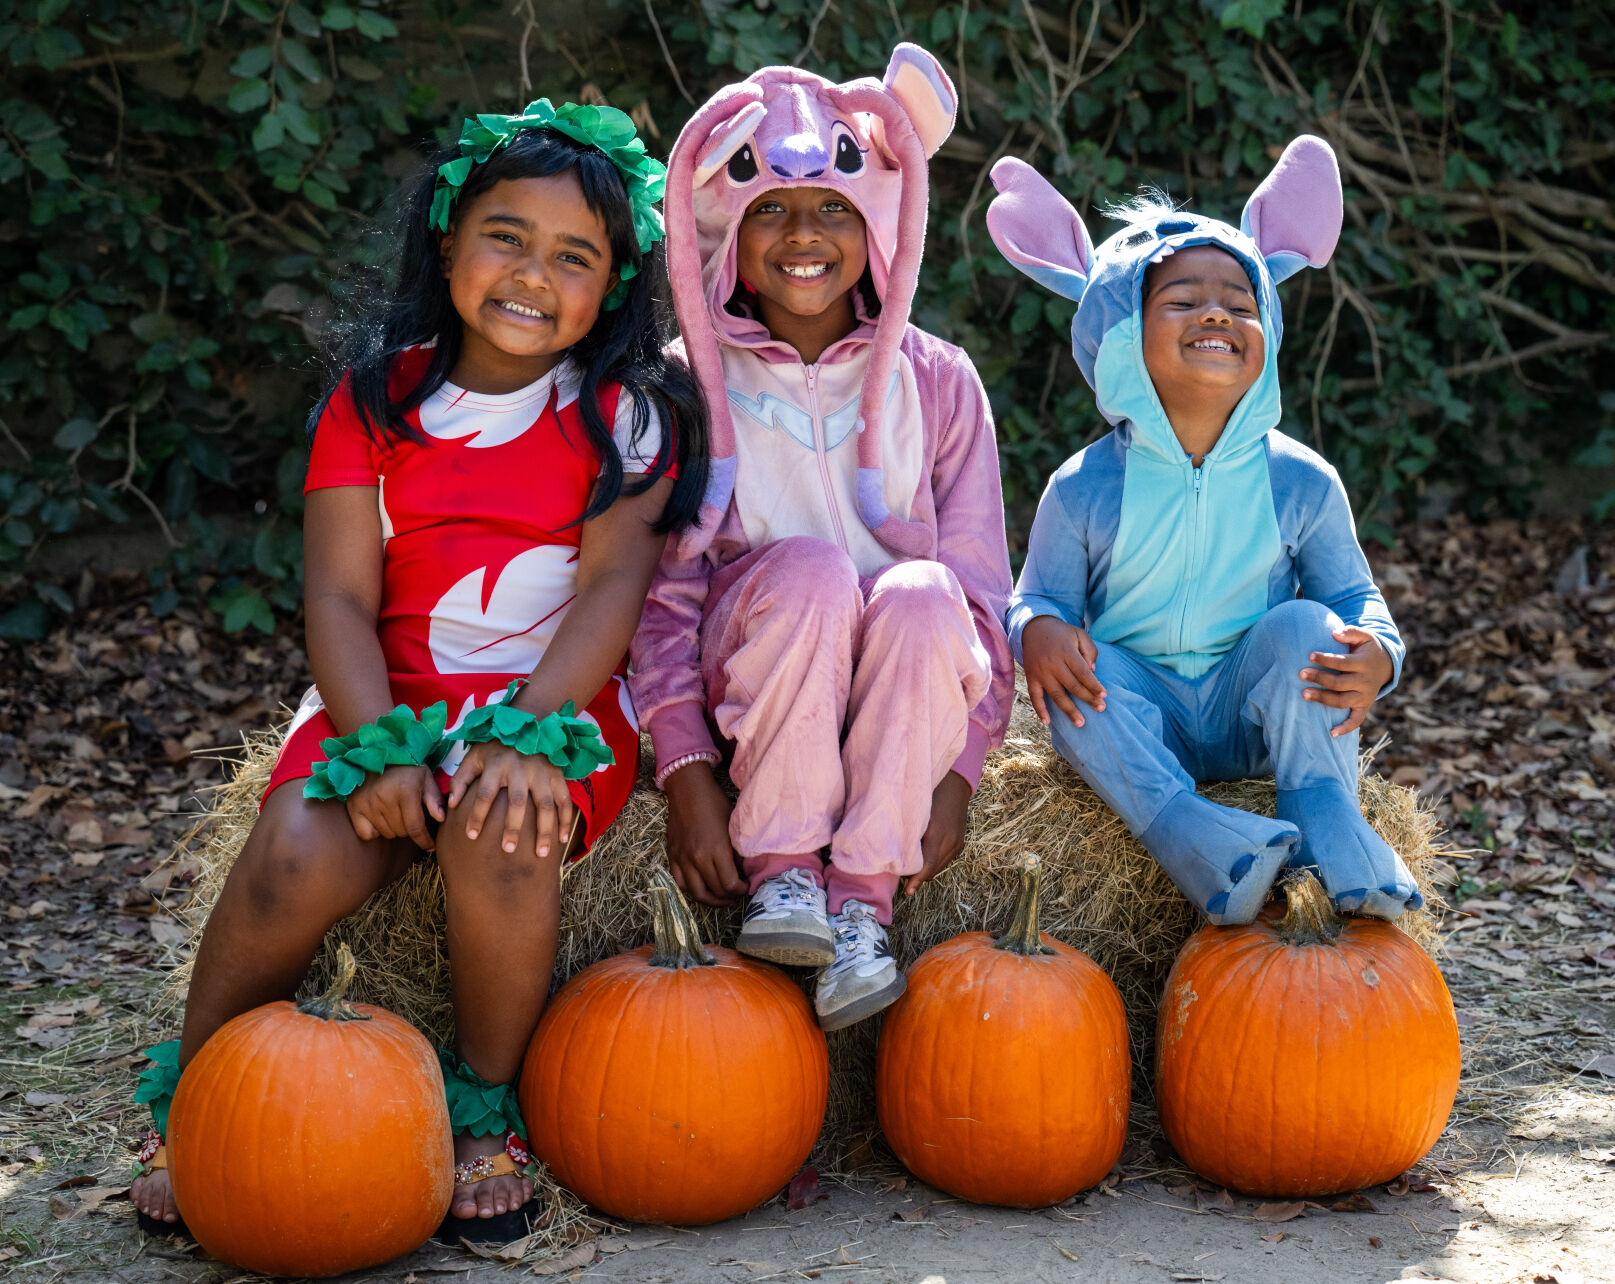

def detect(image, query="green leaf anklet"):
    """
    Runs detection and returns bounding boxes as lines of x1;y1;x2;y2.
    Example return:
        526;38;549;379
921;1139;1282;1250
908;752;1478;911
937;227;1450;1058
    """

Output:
134;1039;182;1135
303;701;450;800
446;681;614;780
438;1049;526;1140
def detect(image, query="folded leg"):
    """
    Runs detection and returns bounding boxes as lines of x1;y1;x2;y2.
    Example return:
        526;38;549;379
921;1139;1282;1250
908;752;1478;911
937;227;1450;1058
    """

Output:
1216;599;1422;919
1048;642;1296;924
829;559;991;923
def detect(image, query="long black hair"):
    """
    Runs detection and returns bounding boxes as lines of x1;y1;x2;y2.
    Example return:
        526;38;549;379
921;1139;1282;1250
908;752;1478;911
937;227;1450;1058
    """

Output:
311;127;709;533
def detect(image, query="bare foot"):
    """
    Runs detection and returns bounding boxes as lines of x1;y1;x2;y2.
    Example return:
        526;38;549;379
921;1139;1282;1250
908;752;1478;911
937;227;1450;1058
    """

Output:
450;1133;534;1221
130;1167;181;1225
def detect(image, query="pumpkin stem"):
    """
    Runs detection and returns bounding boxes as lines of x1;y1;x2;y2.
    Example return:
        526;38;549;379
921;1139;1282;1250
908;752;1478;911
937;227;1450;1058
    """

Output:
993;853;1056;956
648;867;717;969
296;942;372;1022
1276;870;1343;945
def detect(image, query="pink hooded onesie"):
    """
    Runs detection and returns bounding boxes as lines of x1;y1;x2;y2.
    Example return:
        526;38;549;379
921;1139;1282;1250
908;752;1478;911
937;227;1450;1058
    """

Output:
628;43;1015;921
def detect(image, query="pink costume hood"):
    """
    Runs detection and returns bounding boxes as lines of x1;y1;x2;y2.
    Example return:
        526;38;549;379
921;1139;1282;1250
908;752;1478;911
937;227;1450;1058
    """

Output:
665;43;958;559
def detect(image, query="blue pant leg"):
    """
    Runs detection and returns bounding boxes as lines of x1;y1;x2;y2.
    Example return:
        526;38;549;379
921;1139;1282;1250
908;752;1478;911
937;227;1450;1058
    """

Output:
1213;599;1422;918
1047;642;1298;925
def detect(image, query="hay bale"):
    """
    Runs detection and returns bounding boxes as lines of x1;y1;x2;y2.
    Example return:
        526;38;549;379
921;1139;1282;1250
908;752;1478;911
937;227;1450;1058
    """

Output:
161;685;1453;1157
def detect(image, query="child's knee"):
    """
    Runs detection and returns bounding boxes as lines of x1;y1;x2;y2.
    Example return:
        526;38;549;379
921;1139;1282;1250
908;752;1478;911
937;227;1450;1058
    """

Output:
438;796;559;896
237;809;377;920
758;536;860;619
1256;598;1342;662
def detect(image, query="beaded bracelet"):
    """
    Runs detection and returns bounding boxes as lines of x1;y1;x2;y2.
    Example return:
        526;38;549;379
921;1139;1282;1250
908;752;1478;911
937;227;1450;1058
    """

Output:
445;681;614;780
653;749;722;790
303;701;450;800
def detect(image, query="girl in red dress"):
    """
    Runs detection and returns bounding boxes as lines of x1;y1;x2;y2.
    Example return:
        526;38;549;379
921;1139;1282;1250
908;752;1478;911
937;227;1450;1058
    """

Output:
132;105;708;1242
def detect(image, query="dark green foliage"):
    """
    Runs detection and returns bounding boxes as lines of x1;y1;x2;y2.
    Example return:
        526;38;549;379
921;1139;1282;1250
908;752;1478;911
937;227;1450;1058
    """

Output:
2;0;1610;635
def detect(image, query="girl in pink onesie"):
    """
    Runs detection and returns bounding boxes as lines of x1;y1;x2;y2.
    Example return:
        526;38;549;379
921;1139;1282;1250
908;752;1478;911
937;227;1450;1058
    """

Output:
631;43;1014;1030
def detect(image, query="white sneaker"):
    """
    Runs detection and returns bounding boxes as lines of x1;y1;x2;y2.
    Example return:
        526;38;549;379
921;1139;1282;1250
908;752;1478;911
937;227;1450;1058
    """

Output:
735;869;834;967
814;900;906;1031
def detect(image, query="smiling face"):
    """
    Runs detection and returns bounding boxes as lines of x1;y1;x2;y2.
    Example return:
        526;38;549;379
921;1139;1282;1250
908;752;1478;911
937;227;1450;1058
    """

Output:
734;185;869;361
439;172;618;394
1140;244;1265;445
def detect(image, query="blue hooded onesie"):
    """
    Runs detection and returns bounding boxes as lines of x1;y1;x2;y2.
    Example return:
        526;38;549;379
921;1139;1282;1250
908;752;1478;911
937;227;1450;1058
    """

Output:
986;136;1420;924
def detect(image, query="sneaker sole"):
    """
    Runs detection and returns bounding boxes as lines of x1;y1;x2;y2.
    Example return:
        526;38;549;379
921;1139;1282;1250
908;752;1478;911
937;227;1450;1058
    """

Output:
817;970;907;1032
735;930;835;968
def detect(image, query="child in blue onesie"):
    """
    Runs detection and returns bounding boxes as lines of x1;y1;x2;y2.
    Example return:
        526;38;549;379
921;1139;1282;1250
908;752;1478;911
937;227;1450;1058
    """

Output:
985;136;1420;925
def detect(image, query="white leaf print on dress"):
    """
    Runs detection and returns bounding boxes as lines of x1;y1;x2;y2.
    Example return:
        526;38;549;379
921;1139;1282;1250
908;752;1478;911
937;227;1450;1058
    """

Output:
428;544;579;675
418;365;581;450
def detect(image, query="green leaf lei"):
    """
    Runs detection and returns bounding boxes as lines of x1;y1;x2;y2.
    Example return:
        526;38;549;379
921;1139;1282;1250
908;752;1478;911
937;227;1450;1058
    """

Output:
438;1049;526;1140
303;701;449;801
134;1039;182;1136
429;99;666;310
445;680;615;781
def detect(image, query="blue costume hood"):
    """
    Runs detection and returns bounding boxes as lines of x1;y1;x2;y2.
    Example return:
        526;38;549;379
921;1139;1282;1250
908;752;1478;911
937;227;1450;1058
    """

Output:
988;134;1343;466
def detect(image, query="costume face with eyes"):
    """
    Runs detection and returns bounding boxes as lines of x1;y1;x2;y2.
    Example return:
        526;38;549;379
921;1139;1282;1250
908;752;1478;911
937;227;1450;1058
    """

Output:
664;44;958;558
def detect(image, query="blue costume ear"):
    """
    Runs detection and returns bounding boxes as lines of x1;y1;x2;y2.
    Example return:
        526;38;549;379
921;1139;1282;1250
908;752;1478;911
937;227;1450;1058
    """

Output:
1239;135;1343;283
986;157;1095;302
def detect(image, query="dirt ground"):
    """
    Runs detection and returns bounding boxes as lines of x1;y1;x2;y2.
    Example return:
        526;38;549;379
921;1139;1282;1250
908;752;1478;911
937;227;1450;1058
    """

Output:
2;515;1613;1283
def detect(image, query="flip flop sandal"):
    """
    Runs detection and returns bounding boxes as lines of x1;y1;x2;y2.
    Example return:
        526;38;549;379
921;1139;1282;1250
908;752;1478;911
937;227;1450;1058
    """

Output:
131;1134;191;1239
433;1135;535;1247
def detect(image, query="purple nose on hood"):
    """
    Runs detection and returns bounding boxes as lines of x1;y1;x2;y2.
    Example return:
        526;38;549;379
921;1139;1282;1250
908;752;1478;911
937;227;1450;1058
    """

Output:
767;133;829;179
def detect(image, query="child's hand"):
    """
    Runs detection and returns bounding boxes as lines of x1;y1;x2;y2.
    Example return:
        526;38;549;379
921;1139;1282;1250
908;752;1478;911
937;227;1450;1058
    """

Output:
662;761;746;905
448;744;575;860
1021;615;1107;727
347;764;445;851
906;771;972;896
1300;626;1395;737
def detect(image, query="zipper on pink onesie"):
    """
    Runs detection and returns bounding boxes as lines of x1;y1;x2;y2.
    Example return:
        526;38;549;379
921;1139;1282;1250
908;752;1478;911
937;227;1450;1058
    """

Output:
805;364;849;554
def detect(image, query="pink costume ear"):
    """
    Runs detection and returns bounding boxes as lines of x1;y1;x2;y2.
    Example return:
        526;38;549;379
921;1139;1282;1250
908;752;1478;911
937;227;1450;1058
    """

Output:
665;83;766;556
820;75;936;558
1239;134;1343;283
882;42;956;158
985;157;1094;302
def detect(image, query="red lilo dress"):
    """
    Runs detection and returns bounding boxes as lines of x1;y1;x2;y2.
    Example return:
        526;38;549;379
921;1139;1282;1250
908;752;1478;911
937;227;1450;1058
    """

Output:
265;348;661;852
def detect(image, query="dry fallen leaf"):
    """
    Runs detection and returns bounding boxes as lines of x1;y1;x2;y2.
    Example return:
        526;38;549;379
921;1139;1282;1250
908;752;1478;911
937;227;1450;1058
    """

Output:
1253;1201;1306;1223
1195;1187;1235;1214
893;1205;928;1223
528;1241;598;1276
786;1165;826;1210
1330;1193;1379;1213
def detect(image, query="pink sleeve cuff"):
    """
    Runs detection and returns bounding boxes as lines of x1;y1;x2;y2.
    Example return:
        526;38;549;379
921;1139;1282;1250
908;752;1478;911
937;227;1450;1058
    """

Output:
646;700;719;777
950;721;991;794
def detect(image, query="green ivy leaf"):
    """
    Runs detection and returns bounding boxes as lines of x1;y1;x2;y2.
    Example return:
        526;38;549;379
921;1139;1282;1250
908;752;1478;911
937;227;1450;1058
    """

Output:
301;178;337;210
281;39;322;83
52;417;98;450
230;45;273;77
321;5;357;30
0;600;48;641
251;112;286;152
354;10;398;40
227;77;272;113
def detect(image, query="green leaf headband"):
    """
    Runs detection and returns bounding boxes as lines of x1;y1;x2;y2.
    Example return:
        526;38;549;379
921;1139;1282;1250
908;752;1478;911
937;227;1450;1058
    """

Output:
430;99;666;311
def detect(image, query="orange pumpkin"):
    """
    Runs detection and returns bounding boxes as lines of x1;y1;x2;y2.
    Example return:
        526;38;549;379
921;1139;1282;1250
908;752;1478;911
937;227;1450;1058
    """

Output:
521;869;828;1225
1156;871;1459;1197
876;856;1131;1207
168;945;452;1276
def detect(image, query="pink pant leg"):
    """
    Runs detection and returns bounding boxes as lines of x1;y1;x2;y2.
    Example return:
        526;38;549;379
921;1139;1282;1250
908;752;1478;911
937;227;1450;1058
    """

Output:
826;560;992;923
701;536;861;871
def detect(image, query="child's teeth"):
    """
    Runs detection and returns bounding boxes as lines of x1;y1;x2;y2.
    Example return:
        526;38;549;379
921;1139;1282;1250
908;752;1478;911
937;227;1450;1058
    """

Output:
501;301;547;318
782;263;829;278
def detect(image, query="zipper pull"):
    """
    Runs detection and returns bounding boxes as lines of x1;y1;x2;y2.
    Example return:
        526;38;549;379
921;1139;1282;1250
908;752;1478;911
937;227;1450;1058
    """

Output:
1193;465;1202;495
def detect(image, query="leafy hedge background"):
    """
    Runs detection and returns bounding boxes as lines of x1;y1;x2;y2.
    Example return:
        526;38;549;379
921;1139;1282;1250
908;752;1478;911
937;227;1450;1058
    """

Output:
2;0;1612;637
